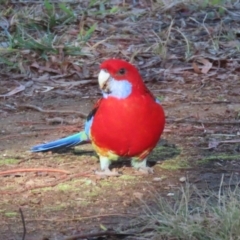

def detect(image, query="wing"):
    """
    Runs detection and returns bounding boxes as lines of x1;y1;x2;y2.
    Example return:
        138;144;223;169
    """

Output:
84;98;102;137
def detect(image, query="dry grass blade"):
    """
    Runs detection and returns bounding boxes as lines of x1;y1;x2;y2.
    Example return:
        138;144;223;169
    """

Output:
133;181;240;240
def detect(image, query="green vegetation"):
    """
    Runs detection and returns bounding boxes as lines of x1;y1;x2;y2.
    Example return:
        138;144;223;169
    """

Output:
4;212;18;217
200;154;240;163
160;156;190;170
0;158;19;165
0;0;238;73
136;182;240;239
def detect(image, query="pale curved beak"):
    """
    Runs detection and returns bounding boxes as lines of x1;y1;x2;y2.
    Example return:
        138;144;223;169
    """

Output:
98;69;110;89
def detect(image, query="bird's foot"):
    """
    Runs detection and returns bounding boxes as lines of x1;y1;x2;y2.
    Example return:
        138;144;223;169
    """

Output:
138;166;154;174
97;156;120;176
131;158;153;174
95;168;121;177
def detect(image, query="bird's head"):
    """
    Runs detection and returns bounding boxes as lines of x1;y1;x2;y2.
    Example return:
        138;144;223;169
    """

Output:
98;59;146;99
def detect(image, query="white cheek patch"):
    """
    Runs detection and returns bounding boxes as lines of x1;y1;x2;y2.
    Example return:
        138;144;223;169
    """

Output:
103;78;132;99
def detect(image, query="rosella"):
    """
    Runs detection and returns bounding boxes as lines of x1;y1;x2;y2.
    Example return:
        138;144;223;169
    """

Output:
32;59;165;175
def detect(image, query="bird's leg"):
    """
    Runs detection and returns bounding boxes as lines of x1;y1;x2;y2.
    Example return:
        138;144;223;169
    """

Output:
131;158;153;174
95;156;120;176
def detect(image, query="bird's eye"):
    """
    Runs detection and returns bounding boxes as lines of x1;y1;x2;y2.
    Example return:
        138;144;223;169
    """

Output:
118;68;126;75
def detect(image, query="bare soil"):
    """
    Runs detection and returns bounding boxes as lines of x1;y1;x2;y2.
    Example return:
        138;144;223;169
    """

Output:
1;76;240;240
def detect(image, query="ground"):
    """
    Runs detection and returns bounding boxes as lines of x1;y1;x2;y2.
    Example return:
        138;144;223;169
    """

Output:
1;1;240;240
1;77;240;239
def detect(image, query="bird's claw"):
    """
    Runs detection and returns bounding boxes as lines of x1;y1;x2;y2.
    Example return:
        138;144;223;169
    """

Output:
138;166;154;174
95;168;121;177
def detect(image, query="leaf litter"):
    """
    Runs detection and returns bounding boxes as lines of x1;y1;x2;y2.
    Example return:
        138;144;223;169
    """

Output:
0;1;240;239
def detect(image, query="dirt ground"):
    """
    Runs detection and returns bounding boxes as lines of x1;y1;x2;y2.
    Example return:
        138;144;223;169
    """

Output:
1;74;240;239
1;1;240;239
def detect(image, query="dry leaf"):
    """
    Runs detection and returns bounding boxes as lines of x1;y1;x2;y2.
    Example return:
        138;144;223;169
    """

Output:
197;58;213;74
0;84;25;97
192;61;201;74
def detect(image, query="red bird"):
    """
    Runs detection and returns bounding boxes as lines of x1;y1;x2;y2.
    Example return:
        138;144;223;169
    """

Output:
32;59;165;176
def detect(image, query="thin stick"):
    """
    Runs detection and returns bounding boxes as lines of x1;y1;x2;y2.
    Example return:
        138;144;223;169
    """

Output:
17;104;87;118
64;231;134;240
27;213;136;222
19;208;26;240
167;118;240;125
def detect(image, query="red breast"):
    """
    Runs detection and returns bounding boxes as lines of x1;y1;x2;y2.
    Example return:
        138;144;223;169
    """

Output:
91;93;165;159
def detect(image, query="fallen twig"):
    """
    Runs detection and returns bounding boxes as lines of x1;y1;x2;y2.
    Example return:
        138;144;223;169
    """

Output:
17;104;88;118
218;139;240;144
19;208;26;240
167;118;240;125
26;213;136;222
190;101;232;105
45;117;82;125
64;230;134;240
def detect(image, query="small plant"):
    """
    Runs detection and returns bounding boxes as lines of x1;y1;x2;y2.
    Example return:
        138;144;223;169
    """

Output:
78;23;97;43
43;0;75;29
134;180;240;239
153;20;174;60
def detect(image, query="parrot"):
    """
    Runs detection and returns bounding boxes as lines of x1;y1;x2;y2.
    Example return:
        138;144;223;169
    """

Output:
31;59;165;176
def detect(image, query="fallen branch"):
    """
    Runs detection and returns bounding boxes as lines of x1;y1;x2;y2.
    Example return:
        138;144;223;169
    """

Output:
17;104;88;118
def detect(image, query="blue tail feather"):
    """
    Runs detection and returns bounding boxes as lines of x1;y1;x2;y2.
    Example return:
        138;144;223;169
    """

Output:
31;131;90;152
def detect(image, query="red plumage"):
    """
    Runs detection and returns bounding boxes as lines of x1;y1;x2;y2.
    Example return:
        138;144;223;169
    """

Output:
90;59;165;160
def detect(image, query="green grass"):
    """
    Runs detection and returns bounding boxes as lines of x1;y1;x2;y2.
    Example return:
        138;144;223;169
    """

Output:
148;143;181;162
4;212;18;218
119;175;137;180
160;157;190;170
199;154;240;164
0;158;19;165
0;0;99;73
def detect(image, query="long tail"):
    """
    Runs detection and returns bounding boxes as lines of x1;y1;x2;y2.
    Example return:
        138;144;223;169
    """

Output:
31;131;90;152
